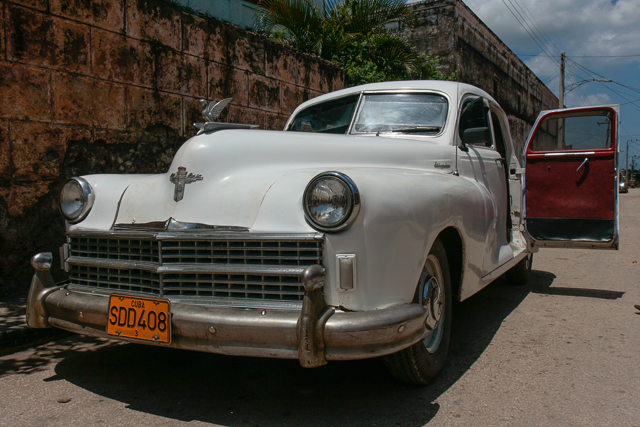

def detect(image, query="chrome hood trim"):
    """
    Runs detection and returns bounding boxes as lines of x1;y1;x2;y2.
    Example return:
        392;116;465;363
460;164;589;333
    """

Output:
113;218;250;232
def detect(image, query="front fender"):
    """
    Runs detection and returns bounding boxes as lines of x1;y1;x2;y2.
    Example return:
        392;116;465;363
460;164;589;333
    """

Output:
254;168;489;311
67;174;156;231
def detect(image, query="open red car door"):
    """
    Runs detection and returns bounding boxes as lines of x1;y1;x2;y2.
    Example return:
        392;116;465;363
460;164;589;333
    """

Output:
524;106;619;249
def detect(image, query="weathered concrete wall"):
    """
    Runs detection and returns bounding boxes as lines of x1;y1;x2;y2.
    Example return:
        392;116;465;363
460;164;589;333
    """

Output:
0;0;345;295
407;0;558;156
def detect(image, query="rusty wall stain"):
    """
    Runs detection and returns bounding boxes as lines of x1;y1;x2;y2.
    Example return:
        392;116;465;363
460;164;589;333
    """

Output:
0;0;345;292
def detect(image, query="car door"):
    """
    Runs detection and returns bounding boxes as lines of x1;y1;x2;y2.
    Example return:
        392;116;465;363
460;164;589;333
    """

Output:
457;95;512;275
523;105;619;249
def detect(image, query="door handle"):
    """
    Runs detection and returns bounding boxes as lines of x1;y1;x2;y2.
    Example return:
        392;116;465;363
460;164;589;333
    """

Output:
495;158;505;165
576;157;589;172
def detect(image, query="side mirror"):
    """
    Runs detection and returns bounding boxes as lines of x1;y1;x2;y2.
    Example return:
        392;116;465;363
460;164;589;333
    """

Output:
462;127;491;147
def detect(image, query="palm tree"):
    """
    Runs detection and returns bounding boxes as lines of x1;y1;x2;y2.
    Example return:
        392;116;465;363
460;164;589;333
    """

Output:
255;0;436;85
256;0;416;58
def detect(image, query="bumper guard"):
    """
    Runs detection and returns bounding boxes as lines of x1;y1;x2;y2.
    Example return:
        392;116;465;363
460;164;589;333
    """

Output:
27;252;428;366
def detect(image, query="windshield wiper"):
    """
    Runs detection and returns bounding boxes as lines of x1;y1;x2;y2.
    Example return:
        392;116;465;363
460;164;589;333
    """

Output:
385;125;442;133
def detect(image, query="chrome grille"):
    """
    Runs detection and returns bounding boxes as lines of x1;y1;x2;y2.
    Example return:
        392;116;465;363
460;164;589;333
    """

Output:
71;265;161;295
161;240;322;265
67;233;323;303
162;273;304;300
69;236;158;262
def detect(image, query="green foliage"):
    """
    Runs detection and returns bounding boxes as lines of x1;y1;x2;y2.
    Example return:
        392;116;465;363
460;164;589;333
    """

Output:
411;53;458;82
332;33;457;86
255;0;456;86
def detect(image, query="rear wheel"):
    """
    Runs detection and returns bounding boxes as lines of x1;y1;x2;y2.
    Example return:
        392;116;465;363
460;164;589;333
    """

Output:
383;238;452;385
505;253;533;286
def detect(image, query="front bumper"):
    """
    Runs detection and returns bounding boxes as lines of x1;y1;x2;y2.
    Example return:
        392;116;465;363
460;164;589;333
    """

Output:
27;253;427;366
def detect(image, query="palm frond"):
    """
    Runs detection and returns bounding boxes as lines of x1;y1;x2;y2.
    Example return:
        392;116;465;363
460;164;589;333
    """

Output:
344;0;417;35
255;0;325;54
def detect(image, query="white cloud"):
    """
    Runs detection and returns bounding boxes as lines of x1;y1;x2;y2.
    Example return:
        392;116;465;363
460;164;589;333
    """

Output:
462;0;640;69
565;91;613;107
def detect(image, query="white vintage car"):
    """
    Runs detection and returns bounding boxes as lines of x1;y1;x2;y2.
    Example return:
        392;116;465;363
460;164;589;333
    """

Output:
26;81;619;384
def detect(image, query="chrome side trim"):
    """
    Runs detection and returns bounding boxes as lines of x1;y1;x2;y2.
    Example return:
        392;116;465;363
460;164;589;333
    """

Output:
544;151;596;157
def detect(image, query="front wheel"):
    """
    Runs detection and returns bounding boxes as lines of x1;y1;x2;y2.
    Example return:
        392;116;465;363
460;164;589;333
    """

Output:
383;238;452;385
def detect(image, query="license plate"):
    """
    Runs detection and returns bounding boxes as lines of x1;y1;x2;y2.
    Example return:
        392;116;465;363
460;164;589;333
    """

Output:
106;295;171;343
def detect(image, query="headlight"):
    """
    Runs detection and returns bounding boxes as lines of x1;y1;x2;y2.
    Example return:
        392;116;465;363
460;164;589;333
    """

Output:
59;177;94;223
303;172;360;232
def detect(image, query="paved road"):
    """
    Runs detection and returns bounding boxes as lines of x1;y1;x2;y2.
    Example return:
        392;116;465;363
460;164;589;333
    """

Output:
1;193;639;426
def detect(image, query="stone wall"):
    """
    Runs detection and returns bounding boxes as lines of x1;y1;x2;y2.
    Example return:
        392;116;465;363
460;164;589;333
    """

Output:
407;0;558;156
0;0;345;295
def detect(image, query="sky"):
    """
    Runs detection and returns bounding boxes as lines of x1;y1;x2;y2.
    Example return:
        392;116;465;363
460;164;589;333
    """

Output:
447;0;640;168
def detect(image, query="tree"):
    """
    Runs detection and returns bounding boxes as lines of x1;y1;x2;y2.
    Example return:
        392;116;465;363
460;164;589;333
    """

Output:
254;0;456;86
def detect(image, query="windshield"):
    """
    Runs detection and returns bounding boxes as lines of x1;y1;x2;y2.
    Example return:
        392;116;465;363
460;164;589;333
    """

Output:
353;93;448;135
288;95;359;134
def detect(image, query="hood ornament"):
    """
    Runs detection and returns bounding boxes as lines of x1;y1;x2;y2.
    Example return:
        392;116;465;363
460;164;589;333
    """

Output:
169;167;203;202
201;97;232;122
193;97;259;134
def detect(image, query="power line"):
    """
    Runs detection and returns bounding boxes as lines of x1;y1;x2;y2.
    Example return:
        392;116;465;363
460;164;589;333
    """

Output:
565;67;592;106
516;53;640;58
567;59;640;113
542;70;560;85
498;0;560;65
620;98;640;106
612;82;640;96
509;0;559;57
511;0;560;57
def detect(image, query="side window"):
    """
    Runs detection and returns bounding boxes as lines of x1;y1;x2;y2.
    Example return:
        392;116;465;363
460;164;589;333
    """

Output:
491;112;507;159
459;97;492;147
529;112;612;152
288;95;359;134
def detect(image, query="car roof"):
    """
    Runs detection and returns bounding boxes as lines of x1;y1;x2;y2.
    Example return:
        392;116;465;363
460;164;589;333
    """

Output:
295;80;494;111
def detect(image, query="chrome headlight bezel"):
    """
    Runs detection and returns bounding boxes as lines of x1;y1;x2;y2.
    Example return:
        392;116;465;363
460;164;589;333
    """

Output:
59;177;95;223
303;171;361;232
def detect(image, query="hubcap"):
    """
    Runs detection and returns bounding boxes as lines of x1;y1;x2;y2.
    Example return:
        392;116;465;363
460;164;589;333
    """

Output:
420;253;446;353
424;276;442;330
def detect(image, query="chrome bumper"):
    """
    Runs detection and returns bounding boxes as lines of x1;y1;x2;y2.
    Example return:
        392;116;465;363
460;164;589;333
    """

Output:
27;253;428;366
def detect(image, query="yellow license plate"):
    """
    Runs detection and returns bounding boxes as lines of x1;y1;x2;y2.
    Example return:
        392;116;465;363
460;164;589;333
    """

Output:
106;295;171;343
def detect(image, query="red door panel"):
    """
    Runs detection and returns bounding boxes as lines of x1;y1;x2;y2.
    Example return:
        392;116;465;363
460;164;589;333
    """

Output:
524;106;618;248
526;154;615;219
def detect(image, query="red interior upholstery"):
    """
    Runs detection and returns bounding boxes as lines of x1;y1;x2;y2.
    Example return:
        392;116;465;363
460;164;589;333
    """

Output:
526;153;615;220
525;107;616;222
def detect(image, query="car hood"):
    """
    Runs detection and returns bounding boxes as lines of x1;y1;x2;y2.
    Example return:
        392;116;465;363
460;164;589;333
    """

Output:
112;129;455;229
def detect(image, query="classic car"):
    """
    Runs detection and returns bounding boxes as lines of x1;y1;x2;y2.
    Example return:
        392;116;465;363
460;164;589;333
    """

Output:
619;177;629;193
26;81;620;385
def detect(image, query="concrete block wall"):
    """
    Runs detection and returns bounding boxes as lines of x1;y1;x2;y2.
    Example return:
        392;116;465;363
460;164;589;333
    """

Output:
0;0;345;294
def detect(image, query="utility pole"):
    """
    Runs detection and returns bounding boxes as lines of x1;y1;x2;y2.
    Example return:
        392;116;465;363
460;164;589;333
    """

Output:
558;52;565;149
626;140;629;183
559;52;565;109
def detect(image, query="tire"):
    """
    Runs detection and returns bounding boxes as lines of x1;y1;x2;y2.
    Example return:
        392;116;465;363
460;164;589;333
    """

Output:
383;237;452;385
505;252;533;286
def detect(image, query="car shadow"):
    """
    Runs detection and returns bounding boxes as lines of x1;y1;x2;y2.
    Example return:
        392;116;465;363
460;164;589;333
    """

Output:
44;270;556;427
